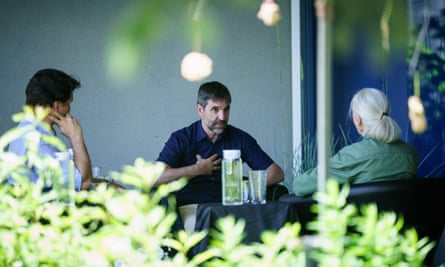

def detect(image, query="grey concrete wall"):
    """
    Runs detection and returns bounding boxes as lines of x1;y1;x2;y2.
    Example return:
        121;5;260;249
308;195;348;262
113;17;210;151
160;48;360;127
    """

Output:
0;1;293;186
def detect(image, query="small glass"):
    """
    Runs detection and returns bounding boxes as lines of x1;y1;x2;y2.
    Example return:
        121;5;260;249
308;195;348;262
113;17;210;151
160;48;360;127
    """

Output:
248;170;267;204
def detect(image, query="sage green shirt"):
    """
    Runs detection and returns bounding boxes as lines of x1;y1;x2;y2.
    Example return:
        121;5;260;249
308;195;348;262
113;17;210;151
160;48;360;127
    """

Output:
292;137;419;196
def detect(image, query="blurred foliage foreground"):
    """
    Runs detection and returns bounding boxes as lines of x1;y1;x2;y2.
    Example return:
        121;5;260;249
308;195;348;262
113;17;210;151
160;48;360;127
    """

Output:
0;109;435;266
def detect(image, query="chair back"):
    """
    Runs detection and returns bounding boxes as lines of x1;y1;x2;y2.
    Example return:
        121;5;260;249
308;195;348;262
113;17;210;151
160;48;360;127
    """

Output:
267;183;289;201
433;225;445;267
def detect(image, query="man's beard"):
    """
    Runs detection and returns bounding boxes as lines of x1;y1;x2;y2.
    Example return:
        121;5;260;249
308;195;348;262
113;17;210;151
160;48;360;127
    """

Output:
208;120;226;135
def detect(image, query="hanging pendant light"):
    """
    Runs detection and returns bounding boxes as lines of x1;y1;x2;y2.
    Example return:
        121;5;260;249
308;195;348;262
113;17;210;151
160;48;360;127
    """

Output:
181;51;213;82
257;0;281;26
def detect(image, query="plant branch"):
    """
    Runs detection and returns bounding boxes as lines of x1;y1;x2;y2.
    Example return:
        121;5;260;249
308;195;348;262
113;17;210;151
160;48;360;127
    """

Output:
408;0;431;76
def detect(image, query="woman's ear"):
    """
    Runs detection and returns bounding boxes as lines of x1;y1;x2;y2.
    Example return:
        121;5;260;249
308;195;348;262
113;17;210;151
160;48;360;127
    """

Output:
353;112;364;135
353;113;361;126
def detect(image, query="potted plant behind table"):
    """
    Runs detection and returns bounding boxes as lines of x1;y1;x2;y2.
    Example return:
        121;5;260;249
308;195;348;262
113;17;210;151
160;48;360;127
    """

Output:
0;108;435;266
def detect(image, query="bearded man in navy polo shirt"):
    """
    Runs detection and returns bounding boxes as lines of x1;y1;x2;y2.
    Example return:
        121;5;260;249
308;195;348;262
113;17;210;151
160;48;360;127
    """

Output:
155;81;284;213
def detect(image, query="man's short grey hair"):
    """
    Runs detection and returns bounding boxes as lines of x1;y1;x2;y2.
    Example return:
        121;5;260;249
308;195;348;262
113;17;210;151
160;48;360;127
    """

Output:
197;81;231;108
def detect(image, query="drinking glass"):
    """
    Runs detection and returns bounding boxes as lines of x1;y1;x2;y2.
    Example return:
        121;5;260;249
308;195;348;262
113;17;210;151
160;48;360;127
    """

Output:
248;170;267;204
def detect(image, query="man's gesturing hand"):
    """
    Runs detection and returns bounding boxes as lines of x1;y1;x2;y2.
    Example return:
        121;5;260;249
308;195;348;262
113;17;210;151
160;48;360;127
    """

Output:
195;154;221;175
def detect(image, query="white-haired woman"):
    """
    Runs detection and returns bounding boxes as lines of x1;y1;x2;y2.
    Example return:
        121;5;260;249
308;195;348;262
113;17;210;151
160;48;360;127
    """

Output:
293;88;419;196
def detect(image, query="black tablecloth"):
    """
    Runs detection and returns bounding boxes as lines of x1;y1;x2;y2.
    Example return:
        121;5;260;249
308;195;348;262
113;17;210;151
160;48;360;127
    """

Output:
191;201;298;256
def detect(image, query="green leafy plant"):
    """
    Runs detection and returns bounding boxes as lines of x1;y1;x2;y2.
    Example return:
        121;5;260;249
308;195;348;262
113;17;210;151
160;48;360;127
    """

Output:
306;179;435;267
0;108;206;266
202;217;305;267
106;0;260;81
0;109;436;266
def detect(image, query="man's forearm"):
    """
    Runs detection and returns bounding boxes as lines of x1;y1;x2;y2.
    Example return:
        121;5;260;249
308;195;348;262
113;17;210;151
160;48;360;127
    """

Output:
70;136;92;190
154;164;197;187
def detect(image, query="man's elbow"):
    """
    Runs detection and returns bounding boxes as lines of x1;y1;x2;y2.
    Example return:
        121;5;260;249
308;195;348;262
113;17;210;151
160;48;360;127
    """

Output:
153;162;171;187
275;171;284;183
268;163;284;184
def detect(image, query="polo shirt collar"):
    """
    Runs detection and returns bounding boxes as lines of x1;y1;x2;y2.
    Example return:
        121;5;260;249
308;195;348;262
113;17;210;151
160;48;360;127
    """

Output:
196;121;225;143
